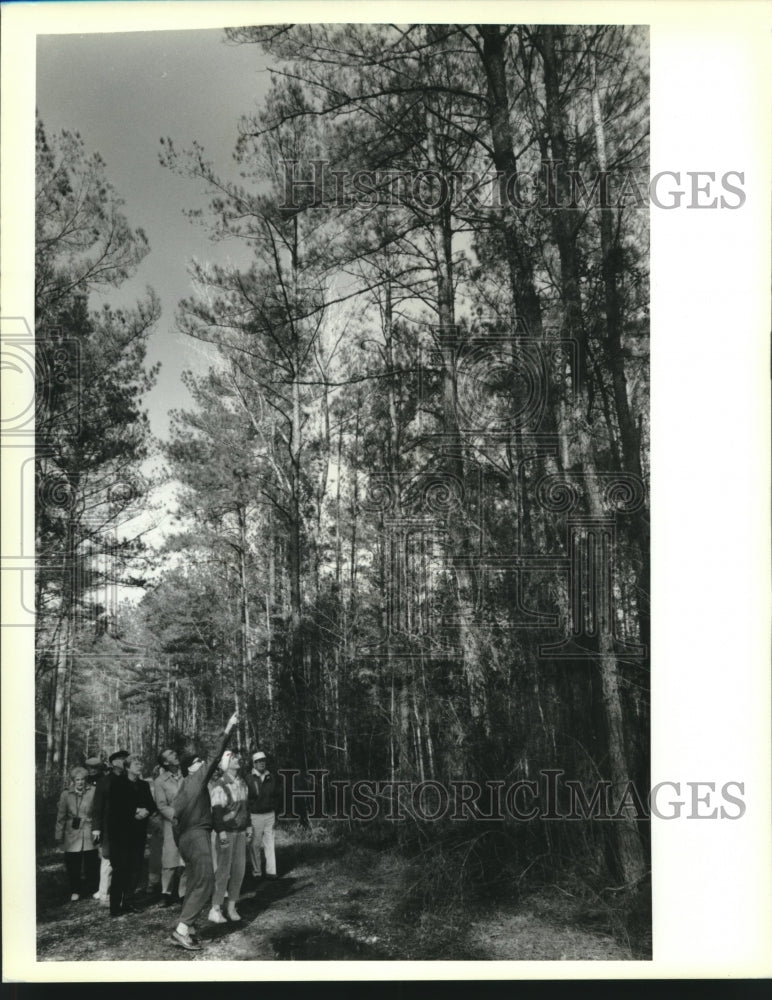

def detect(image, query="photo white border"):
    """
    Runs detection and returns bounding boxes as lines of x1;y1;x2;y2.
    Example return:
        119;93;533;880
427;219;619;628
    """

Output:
2;0;770;982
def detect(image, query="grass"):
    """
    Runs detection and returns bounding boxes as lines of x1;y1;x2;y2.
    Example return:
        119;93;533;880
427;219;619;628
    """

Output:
37;823;646;962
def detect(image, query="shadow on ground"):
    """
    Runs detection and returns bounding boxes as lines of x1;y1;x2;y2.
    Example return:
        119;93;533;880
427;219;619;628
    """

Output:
199;875;299;939
268;924;389;960
36;829;640;962
273;835;346;877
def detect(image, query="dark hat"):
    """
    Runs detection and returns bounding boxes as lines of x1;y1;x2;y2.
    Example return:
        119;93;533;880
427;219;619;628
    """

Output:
108;749;129;764
179;749;202;772
85;756;102;767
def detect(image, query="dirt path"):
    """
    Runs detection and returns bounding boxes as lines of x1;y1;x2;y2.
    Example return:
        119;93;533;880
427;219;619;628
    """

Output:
37;828;633;962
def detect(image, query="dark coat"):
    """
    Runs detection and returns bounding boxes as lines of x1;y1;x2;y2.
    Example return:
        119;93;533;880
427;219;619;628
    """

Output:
107;774;156;850
246;770;280;814
91;771;120;858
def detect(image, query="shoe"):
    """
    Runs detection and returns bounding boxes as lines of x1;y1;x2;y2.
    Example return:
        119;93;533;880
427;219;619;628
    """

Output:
207;906;227;924
170;929;202;951
70;893;80;902
98;896;110;907
92;891;101;900
226;903;241;922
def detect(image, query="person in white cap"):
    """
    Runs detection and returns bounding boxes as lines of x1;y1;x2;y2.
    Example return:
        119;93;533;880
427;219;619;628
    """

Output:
246;751;279;879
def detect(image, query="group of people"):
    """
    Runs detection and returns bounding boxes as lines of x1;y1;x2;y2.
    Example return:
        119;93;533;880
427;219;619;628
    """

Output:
54;711;281;951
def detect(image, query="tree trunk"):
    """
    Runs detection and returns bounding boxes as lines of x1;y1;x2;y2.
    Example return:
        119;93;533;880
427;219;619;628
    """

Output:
237;503;251;752
589;44;641;481
539;24;647;885
478;24;543;336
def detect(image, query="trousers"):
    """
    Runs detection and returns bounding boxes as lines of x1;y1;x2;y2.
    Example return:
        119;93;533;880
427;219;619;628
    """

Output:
64;850;99;895
97;853;112;898
249;812;276;875
109;838;144;914
148;819;163;887
161;865;188;896
178;827;214;926
212;830;247;908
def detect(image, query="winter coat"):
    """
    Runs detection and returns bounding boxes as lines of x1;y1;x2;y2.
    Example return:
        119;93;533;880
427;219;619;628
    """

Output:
91;771;118;858
107;773;156;851
154;769;184;868
171;729;232;841
210;774;249;833
246;769;280;814
54;786;96;853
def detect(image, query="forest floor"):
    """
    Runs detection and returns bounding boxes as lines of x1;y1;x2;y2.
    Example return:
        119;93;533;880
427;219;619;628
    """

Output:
36;825;637;963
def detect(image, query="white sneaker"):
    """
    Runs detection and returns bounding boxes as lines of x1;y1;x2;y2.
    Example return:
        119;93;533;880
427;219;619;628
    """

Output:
226;903;241;921
70;893;80;902
92;892;101;900
207;906;227;924
170;928;202;951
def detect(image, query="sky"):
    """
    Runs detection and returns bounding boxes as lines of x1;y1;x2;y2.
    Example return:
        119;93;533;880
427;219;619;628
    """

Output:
37;28;272;441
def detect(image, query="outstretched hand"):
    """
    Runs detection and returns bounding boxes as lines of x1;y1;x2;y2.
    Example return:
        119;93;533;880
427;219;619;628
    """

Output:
226;711;239;733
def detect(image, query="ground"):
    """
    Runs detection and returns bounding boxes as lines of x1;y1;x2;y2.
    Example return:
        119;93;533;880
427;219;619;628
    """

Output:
37;826;636;962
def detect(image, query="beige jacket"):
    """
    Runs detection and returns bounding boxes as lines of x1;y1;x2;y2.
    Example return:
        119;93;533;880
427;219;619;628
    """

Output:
54;786;95;852
154;770;184;868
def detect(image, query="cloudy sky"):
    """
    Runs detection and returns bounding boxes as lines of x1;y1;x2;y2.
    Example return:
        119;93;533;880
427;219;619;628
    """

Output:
37;28;271;440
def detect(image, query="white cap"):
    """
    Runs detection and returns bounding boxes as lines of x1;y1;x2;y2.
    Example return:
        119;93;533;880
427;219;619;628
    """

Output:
253;751;266;761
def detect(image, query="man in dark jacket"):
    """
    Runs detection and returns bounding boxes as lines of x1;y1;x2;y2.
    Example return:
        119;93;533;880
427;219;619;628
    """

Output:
91;749;128;904
246;750;280;879
169;710;238;952
106;754;156;916
85;757;104;788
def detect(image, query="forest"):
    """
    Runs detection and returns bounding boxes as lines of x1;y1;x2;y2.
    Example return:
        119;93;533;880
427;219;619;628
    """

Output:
35;23;651;952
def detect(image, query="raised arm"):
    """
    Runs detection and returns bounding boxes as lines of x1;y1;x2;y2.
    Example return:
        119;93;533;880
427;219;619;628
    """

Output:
203;711;239;787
